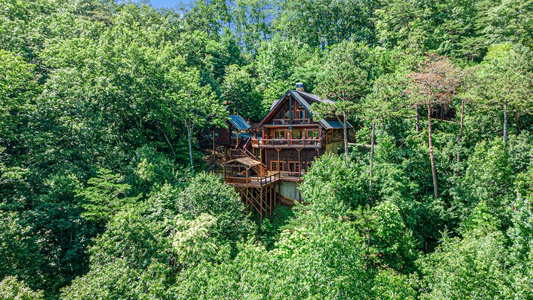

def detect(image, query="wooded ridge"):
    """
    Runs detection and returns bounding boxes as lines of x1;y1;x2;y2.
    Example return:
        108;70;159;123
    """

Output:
1;0;533;299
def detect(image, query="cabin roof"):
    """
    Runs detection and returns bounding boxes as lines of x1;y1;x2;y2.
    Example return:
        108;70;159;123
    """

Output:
257;90;353;129
229;115;252;131
258;90;335;127
225;157;262;167
319;119;353;129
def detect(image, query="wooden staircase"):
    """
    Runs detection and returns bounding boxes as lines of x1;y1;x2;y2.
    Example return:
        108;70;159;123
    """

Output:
235;137;269;177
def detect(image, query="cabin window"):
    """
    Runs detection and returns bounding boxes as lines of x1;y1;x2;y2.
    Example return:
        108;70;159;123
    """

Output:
288;161;300;174
274;130;286;139
270;161;284;171
296;109;306;119
292;130;302;139
307;130;319;139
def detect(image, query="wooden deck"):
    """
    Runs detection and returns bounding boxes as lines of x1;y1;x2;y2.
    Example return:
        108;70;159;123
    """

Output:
225;172;281;188
251;138;323;149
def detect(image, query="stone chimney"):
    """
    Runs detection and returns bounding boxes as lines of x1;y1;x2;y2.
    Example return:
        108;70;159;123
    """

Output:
296;82;304;92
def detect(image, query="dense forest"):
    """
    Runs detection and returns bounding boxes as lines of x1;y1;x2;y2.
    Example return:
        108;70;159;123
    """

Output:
1;0;533;298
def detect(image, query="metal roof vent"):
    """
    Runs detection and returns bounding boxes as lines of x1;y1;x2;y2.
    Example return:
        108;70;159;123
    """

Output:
296;82;304;92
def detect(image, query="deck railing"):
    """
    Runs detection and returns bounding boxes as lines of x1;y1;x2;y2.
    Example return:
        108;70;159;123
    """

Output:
251;138;323;148
225;172;281;186
272;118;311;125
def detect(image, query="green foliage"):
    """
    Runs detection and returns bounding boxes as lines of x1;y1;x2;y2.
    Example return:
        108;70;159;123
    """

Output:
176;173;254;249
275;0;376;48
131;145;190;195
353;201;418;273
77;168;134;223
172;214;231;267
300;153;369;217
2;0;533;298
221;64;263;121
255;35;315;108
0;276;43;300
0;212;42;287
372;269;417;300
61;258;171;300
416;230;511;299
451;140;514;226
175;217;370;299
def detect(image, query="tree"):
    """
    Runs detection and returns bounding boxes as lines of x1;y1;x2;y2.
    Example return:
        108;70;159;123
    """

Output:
176;173;253;249
0;212;43;288
221;64;263;121
76;168;135;224
166;67;227;174
484;0;533;49
416;229;511;299
352;201;418;273
274;0;377;48
312;101;358;160
469;44;533;144
254;35;315;109
362;72;410;196
0;50;38;163
408;54;462;198
231;0;274;56
314;41;373;159
0;277;44;300
299;153;369;218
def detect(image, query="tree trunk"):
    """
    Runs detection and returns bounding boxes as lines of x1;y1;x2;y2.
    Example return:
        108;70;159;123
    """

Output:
456;99;464;167
503;99;508;145
427;104;438;198
415;104;420;134
369;122;375;203
187;125;194;175
343;111;349;160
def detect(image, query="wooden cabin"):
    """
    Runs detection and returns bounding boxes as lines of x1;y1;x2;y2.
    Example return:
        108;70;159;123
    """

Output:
223;83;352;221
251;87;351;179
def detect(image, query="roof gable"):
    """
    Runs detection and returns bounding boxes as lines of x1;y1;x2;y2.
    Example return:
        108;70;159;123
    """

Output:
257;90;328;127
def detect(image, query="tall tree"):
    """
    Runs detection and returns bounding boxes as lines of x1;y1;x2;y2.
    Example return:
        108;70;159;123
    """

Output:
469;44;533;145
363;72;410;197
166;67;227;173
313;41;373;159
231;0;274;56
408;54;462;198
221;64;263;121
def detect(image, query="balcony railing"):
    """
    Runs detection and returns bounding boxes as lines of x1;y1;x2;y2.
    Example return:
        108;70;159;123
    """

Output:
251;138;323;148
225;172;281;187
271;118;311;125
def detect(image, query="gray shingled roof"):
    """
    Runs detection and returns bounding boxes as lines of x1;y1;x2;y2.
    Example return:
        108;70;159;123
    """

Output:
319;119;353;130
229;115;252;131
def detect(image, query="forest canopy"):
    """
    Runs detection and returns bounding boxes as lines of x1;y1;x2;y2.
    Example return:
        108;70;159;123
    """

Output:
1;0;533;299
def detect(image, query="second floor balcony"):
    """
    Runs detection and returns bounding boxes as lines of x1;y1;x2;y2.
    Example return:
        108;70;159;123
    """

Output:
251;137;324;149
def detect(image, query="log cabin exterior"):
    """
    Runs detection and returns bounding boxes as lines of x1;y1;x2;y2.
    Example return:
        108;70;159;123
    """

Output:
251;88;351;178
223;84;352;222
